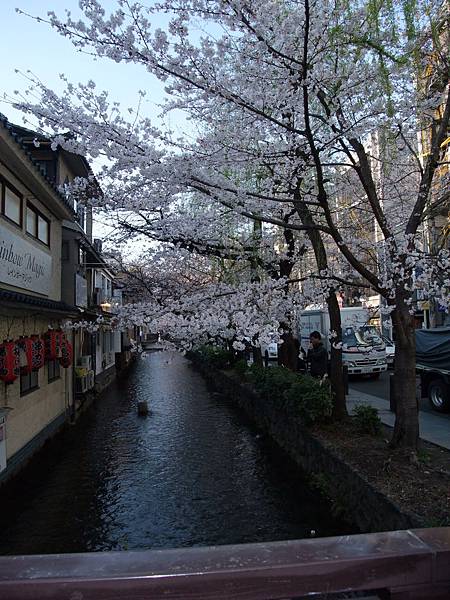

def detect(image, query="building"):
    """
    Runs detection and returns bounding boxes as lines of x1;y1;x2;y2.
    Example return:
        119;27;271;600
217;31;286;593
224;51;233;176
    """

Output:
11;123;126;404
0;114;135;483
418;0;450;327
0;114;77;483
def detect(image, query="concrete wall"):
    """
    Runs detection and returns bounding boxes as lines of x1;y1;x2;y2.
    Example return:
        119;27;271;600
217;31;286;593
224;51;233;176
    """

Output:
191;357;423;533
94;364;116;394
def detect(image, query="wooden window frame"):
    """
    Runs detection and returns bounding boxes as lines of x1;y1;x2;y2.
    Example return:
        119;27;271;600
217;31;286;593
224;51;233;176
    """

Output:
48;359;61;383
20;370;39;397
0;176;23;229
26;202;50;247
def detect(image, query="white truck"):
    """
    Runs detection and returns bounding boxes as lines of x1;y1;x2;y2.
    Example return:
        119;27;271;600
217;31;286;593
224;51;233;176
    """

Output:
299;306;387;378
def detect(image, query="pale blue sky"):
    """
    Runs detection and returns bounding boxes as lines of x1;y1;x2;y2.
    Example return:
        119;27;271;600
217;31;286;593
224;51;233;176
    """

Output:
0;1;188;246
0;0;176;130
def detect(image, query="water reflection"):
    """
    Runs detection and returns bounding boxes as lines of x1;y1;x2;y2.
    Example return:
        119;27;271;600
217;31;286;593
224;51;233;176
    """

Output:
0;352;354;555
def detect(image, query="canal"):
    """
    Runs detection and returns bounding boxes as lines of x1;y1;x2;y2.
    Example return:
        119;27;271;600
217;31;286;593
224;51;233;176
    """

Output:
0;352;354;555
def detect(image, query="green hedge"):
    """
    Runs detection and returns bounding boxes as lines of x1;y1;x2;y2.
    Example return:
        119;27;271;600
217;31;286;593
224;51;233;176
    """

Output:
284;376;333;426
194;345;234;369
194;346;333;426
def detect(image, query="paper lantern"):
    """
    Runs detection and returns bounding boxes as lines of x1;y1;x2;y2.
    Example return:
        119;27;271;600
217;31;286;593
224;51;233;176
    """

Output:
17;336;45;373
59;336;73;368
44;330;63;361
0;340;20;384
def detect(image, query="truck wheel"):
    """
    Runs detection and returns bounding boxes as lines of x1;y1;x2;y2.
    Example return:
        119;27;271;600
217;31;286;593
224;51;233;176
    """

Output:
428;379;450;413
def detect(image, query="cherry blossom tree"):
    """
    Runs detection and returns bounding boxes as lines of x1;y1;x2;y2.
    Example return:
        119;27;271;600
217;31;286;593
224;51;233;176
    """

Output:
13;0;450;449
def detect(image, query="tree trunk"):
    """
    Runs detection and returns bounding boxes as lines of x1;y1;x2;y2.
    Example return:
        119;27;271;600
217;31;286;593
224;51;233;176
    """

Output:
294;193;347;419
252;346;263;367
390;298;419;451
277;330;298;371
326;293;347;420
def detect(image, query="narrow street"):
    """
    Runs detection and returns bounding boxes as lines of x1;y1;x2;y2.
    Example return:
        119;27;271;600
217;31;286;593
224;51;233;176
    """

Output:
350;373;450;421
0;352;354;556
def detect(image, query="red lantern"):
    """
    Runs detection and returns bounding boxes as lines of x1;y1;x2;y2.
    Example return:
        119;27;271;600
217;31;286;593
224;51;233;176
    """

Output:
31;335;45;370
0;340;20;384
17;336;45;373
44;330;63;361
59;335;73;368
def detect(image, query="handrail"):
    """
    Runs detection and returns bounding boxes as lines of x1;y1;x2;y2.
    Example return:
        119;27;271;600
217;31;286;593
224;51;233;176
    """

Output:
0;528;449;599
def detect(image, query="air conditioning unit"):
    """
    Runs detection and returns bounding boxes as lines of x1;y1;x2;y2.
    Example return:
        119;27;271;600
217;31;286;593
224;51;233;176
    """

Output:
78;356;91;370
75;375;88;394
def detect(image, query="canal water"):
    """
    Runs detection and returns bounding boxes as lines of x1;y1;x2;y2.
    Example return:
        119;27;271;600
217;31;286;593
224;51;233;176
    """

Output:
0;352;354;555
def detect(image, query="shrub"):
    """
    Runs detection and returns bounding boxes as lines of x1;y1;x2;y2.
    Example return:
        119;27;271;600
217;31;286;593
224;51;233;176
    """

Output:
284;375;333;425
246;366;300;403
352;404;382;436
195;344;233;369
246;362;266;388
261;367;300;403
233;359;249;376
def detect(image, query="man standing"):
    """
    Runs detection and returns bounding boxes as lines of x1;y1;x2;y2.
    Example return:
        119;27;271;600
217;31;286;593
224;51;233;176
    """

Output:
307;331;328;378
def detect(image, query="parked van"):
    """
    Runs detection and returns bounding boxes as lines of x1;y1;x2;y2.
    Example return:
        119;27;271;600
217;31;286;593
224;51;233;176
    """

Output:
299;306;387;378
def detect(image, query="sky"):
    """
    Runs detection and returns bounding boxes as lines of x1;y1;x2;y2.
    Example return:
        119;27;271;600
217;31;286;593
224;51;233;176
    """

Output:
0;1;187;247
0;0;172;125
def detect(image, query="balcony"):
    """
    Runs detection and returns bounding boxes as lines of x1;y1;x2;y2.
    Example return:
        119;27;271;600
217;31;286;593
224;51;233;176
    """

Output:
0;528;448;599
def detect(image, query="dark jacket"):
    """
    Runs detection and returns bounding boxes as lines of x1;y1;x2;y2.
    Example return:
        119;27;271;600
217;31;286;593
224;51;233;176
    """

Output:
307;343;328;377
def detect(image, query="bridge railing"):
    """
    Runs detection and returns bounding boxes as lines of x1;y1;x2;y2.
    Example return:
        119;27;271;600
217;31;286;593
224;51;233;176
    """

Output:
0;528;449;599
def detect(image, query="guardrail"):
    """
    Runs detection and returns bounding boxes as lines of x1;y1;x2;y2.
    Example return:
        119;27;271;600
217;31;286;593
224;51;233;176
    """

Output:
0;528;448;599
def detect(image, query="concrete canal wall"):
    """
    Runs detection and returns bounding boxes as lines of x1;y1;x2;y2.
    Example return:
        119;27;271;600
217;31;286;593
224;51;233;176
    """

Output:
191;358;423;533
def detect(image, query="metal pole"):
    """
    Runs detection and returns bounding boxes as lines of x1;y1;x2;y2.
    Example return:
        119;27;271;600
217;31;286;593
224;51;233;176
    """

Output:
389;373;396;413
343;365;349;396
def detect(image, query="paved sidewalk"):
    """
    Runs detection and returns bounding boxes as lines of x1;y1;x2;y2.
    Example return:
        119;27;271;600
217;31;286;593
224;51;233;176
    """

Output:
347;389;450;450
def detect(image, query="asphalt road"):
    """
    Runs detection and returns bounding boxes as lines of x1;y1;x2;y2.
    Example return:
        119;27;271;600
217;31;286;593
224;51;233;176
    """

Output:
349;371;450;421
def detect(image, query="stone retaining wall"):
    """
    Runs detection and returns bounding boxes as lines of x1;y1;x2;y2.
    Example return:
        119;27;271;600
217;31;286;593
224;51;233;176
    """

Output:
192;357;423;533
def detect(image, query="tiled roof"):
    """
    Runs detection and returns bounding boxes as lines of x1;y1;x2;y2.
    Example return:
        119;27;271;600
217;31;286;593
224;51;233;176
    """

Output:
0;113;76;216
0;288;78;314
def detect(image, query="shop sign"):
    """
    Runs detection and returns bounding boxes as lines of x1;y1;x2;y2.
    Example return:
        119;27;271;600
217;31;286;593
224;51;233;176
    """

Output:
0;225;52;295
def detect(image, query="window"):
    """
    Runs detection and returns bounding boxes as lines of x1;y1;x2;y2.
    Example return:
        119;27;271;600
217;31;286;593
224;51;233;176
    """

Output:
38;215;49;244
1;180;22;226
26;203;50;246
101;330;115;354
76;205;85;230
48;359;60;382
20;370;39;396
78;247;86;266
26;205;37;235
